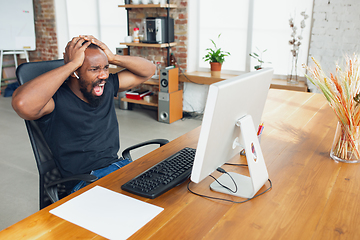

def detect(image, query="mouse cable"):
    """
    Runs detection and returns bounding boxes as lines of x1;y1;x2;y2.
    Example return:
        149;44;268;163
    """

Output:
208;167;238;193
187;165;272;203
187;179;272;204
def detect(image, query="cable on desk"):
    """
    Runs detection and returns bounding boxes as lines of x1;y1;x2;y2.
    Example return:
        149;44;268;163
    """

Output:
187;164;272;203
209;167;238;193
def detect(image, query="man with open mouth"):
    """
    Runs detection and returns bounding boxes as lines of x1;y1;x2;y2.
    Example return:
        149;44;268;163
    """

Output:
12;35;156;193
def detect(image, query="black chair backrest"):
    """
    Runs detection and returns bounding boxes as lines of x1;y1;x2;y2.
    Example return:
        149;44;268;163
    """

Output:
16;59;65;209
16;59;65;85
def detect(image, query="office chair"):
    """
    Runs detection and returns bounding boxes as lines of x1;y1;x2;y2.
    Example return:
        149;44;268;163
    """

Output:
16;59;169;209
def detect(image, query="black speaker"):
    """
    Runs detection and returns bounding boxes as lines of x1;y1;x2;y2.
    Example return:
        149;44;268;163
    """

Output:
159;67;178;93
116;47;128;56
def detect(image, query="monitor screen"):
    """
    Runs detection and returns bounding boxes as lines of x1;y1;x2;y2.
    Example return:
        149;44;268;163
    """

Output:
190;68;273;198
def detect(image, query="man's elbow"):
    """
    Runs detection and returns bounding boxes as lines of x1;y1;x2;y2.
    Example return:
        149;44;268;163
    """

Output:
144;63;156;80
12;96;39;120
12;96;28;120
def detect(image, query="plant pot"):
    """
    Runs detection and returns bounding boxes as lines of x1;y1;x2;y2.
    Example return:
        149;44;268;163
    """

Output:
210;62;222;78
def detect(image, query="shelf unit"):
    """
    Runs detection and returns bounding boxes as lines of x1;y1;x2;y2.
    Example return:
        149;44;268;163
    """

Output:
118;4;177;9
119;42;177;48
118;3;177;66
118;2;177;108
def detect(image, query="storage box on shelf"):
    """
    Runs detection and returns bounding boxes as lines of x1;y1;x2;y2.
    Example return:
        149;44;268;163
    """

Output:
125;89;151;100
121;77;160;107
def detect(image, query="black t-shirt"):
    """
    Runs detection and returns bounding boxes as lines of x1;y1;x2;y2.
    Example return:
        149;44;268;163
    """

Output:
36;74;120;177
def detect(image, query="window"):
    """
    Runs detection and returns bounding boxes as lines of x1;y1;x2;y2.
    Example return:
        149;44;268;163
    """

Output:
198;0;249;72
60;0;127;55
252;0;313;77
196;0;313;77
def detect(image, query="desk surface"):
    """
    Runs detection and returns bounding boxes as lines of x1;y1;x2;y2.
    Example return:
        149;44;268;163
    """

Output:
2;89;358;239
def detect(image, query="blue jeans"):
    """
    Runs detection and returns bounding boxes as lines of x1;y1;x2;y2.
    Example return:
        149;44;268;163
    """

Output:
71;158;132;193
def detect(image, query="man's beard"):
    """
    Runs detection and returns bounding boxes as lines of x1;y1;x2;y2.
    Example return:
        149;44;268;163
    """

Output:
79;78;105;108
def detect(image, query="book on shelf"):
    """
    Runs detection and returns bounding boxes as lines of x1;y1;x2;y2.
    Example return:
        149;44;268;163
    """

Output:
125;90;151;100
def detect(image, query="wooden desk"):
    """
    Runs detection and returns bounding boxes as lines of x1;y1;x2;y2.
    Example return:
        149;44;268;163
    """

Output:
2;89;358;239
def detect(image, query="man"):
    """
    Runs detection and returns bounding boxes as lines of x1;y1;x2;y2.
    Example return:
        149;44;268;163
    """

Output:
12;35;156;191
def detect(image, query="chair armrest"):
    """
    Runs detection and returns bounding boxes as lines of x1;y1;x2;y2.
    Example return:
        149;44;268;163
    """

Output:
45;174;98;188
45;174;98;203
121;139;169;161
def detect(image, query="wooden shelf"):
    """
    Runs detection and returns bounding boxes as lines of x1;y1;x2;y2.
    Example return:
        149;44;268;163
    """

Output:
121;97;158;107
145;77;159;86
118;4;177;9
270;79;308;92
120;42;177;48
179;71;237;85
179;71;308;92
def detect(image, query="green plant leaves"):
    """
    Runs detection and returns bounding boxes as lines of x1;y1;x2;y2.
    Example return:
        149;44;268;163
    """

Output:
203;34;230;64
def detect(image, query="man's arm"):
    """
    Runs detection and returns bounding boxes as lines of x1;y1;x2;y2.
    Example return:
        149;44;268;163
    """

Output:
112;55;156;92
12;37;90;120
81;36;156;92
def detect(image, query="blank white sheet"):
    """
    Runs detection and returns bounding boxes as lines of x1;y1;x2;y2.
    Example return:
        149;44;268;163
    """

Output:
50;185;163;240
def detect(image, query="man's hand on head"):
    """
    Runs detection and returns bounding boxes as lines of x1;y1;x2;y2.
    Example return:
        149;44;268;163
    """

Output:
64;37;91;68
80;35;116;62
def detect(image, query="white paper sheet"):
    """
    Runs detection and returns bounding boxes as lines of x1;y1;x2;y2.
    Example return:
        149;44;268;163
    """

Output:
50;186;163;240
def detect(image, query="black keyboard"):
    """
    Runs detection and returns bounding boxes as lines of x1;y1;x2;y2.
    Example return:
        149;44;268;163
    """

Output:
121;147;196;199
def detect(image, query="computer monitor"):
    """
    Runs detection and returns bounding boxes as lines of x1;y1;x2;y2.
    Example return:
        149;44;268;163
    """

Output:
190;68;273;198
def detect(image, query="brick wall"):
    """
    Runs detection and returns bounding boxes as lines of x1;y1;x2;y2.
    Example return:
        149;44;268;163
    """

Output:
31;0;187;67
128;0;188;71
307;0;360;92
30;0;58;61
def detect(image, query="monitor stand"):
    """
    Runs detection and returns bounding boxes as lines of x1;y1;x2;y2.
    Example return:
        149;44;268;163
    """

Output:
210;115;269;199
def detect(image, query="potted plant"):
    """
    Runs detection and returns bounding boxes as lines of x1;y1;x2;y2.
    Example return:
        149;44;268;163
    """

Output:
249;47;271;70
203;34;230;77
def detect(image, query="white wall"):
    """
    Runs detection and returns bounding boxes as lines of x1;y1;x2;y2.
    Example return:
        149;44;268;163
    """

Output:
183;0;208;113
308;0;360;92
55;0;127;59
54;0;67;59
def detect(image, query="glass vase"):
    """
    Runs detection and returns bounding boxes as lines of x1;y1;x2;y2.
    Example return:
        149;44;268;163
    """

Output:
330;122;360;163
287;52;299;84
